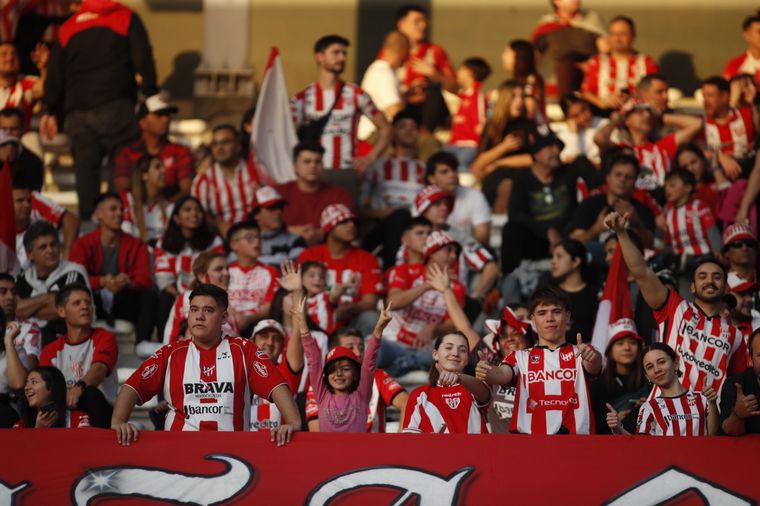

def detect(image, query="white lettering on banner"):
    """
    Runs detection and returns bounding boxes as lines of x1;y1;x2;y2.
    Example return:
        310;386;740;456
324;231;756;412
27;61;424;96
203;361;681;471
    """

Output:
307;466;475;506
0;481;29;506
71;455;253;506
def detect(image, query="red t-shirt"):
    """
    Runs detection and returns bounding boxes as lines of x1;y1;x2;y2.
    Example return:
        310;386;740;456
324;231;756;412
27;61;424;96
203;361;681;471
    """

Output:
276;181;354;229
227;261;279;316
297;244;383;304
112;139;195;195
403;383;489;434
400;42;456;88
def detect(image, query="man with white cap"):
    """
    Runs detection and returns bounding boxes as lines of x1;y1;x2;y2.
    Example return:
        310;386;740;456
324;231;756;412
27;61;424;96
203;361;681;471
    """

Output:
727;271;760;366
112;95;194;201
722;223;758;283
297;204;382;337
250;185;306;267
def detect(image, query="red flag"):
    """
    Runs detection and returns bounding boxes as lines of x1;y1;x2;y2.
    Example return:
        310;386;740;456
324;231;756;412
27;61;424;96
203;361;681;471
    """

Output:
591;244;637;352
251;47;297;185
0;160;18;273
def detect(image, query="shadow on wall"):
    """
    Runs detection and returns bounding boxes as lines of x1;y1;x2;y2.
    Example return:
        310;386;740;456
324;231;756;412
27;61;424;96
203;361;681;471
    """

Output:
659;51;701;96
162;51;202;100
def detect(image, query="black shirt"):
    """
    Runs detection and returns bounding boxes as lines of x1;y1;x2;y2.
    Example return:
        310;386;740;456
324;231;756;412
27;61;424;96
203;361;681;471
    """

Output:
569;193;655;237
564;283;599;342
719;369;760;435
508;166;578;239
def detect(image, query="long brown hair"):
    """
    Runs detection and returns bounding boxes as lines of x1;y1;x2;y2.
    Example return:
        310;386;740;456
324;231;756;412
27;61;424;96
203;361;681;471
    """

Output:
483;79;524;146
189;250;227;290
428;332;470;387
600;337;645;393
130;154;168;241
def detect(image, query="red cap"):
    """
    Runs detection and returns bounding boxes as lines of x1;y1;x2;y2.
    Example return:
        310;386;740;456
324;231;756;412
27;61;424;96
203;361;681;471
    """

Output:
722;223;756;251
485;306;529;336
325;345;360;366
254;186;286;210
727;271;759;294
320;204;355;235
413;185;454;217
423;230;460;260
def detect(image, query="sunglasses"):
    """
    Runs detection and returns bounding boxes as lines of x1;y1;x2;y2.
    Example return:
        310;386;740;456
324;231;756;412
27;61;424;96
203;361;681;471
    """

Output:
728;240;756;249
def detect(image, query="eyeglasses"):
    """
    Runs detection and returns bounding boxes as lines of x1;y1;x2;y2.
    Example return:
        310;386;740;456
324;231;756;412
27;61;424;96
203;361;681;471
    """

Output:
728;240;756;249
210;139;235;147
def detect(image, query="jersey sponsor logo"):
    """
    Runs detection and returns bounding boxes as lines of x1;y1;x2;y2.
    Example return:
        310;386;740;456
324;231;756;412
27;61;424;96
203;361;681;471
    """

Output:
141;364;158;380
676;345;725;380
219;351;231;360
528;394;580;411
71;361;84;380
678;320;731;353
526;369;577;383
184;382;234;395
202;365;216;377
253;362;269;378
445;397;461;410
251;420;279;430
184;404;226;416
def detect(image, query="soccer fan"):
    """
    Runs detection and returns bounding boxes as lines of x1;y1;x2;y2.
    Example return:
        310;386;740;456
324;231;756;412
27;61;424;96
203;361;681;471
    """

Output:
593;101;703;193
277;142;354;246
15;221;89;345
605;211;747;401
297;204;383;337
425;151;491;246
499;39;546;124
14;366;90;429
0;314;28;427
444;57;491;170
2;110;44;191
163;251;238;345
119;154;173;245
720;328;760;435
13;179;79;269
69;192;158;357
636;73;670;116
723;11;760;86
674;143;730;220
548;239;599;341
226;221;279;334
39;283;117;428
295;291;392;433
476;285;602;434
607;343;719;436
569;152;655;250
306;326;408;433
112;95;194;200
191;124;259;237
726;272;759;360
589;320;647;434
40;0;158;219
581;16;658;111
721;223;757;282
394;4;458;133
358;31;409;142
554;94;607;167
298;261;339;336
0;43;45;132
402;332;491;434
250;186;306;268
380;230;466;378
112;284;301;445
292;34;390;193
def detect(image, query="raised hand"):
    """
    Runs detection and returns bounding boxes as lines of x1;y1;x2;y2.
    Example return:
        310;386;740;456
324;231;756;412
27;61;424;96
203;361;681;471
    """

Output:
426;263;450;293
372;300;393;336
606;403;622;432
435;363;461;387
575;333;598;362
290;293;307;333
475;352;493;382
698;378;718;404
734;383;760;419
603;211;629;233
4;321;20;346
278;260;302;293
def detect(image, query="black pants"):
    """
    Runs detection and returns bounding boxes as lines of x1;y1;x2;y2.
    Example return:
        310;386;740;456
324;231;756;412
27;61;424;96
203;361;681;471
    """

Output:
361;208;411;270
406;82;450;133
501;221;551;275
64;98;140;218
96;287;159;343
77;386;113;428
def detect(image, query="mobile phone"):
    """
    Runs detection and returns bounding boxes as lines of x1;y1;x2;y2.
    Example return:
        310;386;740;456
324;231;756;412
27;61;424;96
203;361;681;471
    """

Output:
40;402;56;413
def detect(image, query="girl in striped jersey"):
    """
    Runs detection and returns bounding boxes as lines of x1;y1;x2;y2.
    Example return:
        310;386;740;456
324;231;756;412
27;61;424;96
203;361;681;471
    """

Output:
607;343;719;436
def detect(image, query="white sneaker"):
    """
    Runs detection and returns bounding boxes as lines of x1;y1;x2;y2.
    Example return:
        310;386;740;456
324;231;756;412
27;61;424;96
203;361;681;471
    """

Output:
135;341;162;359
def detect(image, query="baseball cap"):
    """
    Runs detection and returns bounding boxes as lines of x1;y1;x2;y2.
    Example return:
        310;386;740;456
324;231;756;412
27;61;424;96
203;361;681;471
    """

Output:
0;130;19;146
528;124;565;155
325;345;360;367
484;306;529;337
251;319;286;339
727;271;759;294
722;223;756;251
137;94;179;118
423;230;461;261
320;203;355;235
253;186;286;212
413;185;454;217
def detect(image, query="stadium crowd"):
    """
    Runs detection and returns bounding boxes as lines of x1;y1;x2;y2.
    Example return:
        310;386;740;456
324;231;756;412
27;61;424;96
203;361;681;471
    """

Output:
2;0;760;444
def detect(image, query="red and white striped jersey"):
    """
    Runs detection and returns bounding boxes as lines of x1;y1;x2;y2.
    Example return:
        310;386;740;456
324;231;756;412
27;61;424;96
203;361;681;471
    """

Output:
403;383;489;434
724;51;760;87
0;320;40;394
449;82;488;147
0;75;38;131
637;390;709;436
191;160;260;225
582;52;659;98
394;239;494;278
663;198;716;256
249;357;301;431
153;236;225;293
359;156;424;210
620;133;677;191
292;81;379;170
227;261;279;317
653;290;747;402
162;291;240;345
119;191;173;244
125;336;286;432
305;369;404;432
385;263;466;346
306;291;337;335
705;106;756;160
16;191;67;270
504;343;594;435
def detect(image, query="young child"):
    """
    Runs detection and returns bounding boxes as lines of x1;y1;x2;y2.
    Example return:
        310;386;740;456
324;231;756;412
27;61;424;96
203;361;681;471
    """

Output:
293;292;392;433
301;260;354;336
445;57;492;171
402;332;492;434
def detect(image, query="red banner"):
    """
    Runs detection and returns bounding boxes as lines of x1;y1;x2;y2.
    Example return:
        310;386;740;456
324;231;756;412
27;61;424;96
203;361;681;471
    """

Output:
1;431;758;504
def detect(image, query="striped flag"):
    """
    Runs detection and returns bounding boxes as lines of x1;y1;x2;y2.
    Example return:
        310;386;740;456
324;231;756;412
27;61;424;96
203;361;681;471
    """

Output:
0;160;18;274
251;47;297;185
591;244;636;352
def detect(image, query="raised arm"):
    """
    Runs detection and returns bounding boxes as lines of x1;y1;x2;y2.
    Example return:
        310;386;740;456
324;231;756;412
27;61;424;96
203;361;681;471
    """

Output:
3;323;27;391
279;260;304;372
359;301;393;397
427;263;480;350
663;112;703;145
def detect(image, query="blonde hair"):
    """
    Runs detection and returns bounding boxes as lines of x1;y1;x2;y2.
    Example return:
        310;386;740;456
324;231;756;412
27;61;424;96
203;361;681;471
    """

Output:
483;79;523;146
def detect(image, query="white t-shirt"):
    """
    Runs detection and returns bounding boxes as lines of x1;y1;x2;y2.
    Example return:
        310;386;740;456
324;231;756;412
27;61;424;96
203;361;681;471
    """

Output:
554;117;608;166
358;59;402;140
447;186;491;243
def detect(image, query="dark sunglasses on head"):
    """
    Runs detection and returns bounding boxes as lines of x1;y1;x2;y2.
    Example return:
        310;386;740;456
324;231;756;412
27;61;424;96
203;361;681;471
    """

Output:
728;240;756;249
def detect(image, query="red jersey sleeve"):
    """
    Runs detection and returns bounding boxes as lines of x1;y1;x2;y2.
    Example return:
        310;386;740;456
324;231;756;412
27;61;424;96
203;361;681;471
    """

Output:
91;329;118;374
39;338;64;367
652;289;683;325
386;265;412;290
656;133;678;160
243;341;288;401
358;254;383;296
277;359;301;394
376;369;405;405
173;145;196;181
581;55;600;95
305;386;319;422
431;44;456;80
125;345;170;404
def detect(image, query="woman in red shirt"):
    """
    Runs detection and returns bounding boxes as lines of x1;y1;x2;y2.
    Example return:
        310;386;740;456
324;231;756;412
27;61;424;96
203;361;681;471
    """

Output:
15;366;89;429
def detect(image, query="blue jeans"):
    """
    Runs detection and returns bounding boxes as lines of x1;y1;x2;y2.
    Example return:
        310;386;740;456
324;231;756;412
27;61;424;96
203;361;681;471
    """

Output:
376;339;433;378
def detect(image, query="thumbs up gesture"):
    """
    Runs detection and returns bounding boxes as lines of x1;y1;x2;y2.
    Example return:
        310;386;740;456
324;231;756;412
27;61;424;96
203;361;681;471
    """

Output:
734;383;760;419
475;349;493;382
575;333;598;362
606;403;622;433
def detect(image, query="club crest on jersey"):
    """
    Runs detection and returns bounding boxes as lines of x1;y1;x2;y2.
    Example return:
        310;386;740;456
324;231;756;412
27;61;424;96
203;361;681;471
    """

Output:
530;355;540;364
141;364;158;380
561;352;574;362
203;365;216;377
253;362;269;378
255;349;270;360
445;397;461;410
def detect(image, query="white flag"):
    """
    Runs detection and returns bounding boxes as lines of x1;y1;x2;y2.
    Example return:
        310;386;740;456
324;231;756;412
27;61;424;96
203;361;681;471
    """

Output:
251;47;297;185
